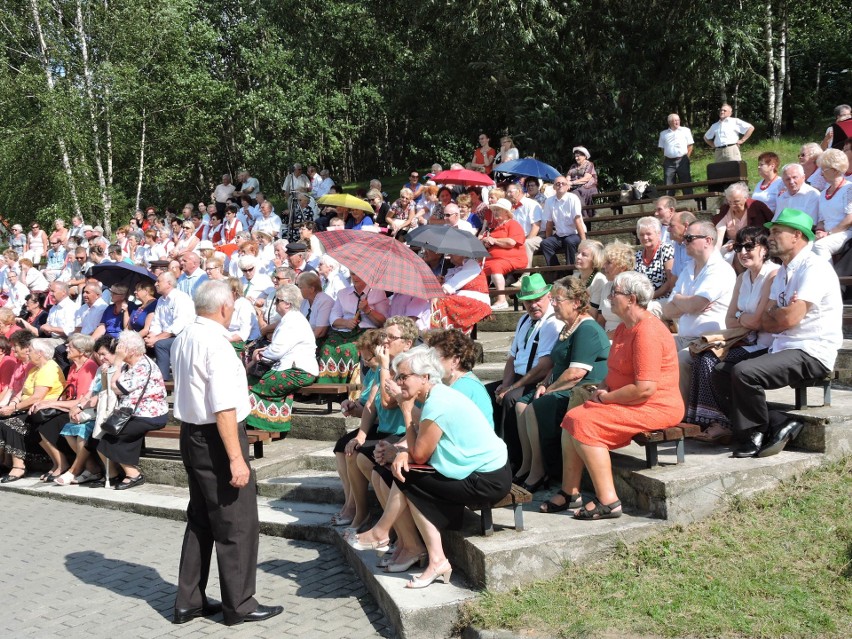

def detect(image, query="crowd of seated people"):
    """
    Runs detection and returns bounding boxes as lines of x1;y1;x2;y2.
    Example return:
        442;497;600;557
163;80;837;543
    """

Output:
0;131;848;597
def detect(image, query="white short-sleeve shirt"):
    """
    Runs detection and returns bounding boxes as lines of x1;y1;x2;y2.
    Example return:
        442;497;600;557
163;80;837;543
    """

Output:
658;126;694;158
542;192;583;237
769;245;842;370
774;183;821;222
673;251;736;338
507;305;565;374
704;117;752;146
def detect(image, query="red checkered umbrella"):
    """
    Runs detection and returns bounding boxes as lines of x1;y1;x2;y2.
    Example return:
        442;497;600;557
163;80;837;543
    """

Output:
431;168;495;187
316;230;445;299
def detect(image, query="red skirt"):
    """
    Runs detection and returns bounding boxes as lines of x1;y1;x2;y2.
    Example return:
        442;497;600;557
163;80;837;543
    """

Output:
430;295;491;333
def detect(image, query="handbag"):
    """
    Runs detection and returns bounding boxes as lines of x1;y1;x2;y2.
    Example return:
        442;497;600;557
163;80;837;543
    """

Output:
246;358;274;378
27;407;65;426
100;360;153;436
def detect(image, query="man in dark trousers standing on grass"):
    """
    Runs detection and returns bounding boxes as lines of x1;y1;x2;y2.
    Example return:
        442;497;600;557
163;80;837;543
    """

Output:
171;280;282;626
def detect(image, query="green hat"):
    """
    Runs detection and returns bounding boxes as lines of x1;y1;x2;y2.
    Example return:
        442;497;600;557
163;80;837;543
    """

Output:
517;273;552;301
764;208;815;241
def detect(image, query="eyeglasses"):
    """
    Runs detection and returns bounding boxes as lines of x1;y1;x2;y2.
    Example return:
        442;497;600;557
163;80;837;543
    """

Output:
684;234;710;244
394;372;419;383
243;267;255;273
50;242;60;246
76;257;86;261
275;297;288;304
31;226;39;230
733;242;757;253
205;266;220;271
551;297;569;304
554;181;569;186
409;175;418;179
607;289;630;300
379;332;403;342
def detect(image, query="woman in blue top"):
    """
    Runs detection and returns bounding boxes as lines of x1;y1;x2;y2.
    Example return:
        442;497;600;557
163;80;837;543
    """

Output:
92;285;137;340
424;329;493;427
349;346;510;589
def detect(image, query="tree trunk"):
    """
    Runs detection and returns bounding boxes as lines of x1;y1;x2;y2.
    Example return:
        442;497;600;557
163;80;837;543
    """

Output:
772;0;786;139
765;0;777;138
135;110;146;213
75;0;112;227
30;0;82;220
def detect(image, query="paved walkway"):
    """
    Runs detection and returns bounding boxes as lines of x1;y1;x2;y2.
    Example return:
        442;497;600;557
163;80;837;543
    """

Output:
0;492;393;638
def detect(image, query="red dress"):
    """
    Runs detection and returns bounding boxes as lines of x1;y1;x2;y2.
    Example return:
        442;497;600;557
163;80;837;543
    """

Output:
482;220;527;276
430;270;492;334
563;314;684;449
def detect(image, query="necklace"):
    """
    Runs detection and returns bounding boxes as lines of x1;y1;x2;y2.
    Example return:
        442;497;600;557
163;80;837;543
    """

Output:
582;270;598;288
558;314;584;341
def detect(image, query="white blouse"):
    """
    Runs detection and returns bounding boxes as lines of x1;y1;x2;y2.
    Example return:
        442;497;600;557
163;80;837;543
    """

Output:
737;261;780;351
265;310;319;375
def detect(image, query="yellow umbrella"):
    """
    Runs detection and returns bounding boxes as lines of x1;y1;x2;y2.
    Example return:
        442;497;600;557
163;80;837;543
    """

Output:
316;193;373;214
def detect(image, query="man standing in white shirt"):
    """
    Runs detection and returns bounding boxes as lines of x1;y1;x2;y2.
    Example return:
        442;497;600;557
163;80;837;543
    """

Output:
662;220;736;403
540;177;585;267
314;169;335;199
145;272;195;381
281;164;311;197
704;104;754;162
506;183;543;267
306;165;323;195
659;113;694;193
774;163;820;222
212;174;235;216
171;280;283;627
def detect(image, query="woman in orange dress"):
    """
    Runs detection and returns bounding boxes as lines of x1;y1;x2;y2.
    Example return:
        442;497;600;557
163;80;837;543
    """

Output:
555;271;684;519
482;198;528;310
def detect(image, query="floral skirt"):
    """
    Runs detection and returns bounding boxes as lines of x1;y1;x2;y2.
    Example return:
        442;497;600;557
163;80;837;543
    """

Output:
0;414;52;466
317;328;364;384
247;368;317;433
431;295;491;334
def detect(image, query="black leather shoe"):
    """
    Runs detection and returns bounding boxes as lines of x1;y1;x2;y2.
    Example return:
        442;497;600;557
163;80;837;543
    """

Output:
757;420;805;458
172;602;223;624
224;604;284;626
732;431;764;458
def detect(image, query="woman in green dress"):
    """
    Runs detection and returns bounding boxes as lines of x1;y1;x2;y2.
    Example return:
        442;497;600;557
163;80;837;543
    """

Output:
513;277;610;494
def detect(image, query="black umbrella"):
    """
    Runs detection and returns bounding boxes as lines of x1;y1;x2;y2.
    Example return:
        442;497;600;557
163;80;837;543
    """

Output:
88;262;156;292
406;225;489;258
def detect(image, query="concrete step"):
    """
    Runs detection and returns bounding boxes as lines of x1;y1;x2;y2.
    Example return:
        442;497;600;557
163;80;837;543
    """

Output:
477;310;524;332
258;470;346;503
471;361;504;384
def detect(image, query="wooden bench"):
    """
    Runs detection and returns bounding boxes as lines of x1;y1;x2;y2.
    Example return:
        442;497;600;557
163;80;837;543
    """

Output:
467;484;533;536
488;264;577;310
632;422;701;469
294;383;360;413
143;425;274;459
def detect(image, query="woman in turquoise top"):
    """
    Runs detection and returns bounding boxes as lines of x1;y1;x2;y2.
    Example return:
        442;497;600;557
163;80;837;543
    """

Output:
425;329;493;427
514;277;610;496
348;346;510;589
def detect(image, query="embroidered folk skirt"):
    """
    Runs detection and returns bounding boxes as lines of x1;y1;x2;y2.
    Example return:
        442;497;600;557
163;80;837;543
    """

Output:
247;367;317;433
317;328;364;384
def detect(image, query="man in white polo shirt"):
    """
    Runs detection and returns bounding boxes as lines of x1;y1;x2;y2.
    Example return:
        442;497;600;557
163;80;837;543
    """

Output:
658;113;694;193
662;220;736;403
774;163;820;222
704;103;754;162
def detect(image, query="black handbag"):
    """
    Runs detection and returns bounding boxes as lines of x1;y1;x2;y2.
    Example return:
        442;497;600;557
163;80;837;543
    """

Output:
246;358;274;378
100;360;152;436
27;407;65;426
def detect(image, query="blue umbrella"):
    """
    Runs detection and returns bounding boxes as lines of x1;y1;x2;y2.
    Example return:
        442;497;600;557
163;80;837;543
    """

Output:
493;157;562;181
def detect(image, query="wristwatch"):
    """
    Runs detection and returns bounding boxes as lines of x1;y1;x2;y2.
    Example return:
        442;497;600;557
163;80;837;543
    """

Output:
735;310;744;319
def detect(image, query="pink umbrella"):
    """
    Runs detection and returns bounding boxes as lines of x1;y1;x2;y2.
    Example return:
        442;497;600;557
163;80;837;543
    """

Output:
431;169;495;187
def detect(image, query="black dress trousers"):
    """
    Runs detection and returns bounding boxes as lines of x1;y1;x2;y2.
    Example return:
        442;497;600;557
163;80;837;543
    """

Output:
176;421;259;623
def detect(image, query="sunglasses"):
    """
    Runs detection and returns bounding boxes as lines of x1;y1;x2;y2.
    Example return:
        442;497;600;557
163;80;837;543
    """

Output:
733;242;758;253
684;234;710;244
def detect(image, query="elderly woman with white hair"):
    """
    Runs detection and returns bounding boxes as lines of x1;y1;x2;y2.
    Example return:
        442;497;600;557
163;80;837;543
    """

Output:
316;253;350;300
96;330;168;489
812;148;852;259
566;146;598;205
633;217;675;301
712;182;773;264
572;239;608;312
799;141;828;191
557;272;683;520
0;338;66;482
246;284;318;433
348;345;510;589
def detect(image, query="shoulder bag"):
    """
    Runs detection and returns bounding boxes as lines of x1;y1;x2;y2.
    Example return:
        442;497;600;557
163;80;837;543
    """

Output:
100;359;153;436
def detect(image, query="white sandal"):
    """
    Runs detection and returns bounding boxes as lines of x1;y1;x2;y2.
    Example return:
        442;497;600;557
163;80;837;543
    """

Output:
53;471;76;486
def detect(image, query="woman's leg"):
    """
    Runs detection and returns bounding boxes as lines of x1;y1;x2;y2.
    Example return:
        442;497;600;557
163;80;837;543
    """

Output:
491;273;506;305
346;454;371;529
514;402;532;476
39;433;68;476
407;500;451;579
333;451;354;519
5;453;26;478
571;437;621;513
543;431;585;510
354;484;425;560
519;404;547;485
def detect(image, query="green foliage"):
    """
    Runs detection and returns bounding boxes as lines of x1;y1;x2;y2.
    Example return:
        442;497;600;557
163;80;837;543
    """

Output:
0;0;848;226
